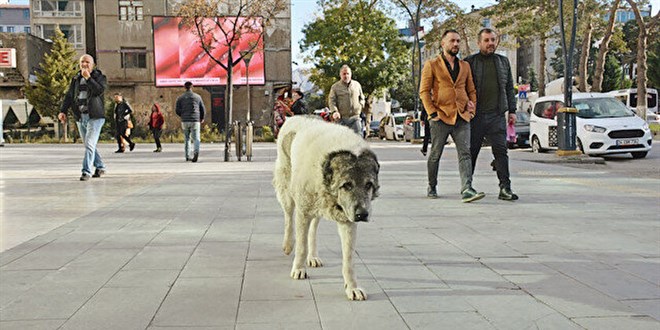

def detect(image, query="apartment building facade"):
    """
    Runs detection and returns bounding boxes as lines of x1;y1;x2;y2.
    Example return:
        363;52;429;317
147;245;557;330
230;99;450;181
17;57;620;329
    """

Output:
27;0;292;129
0;3;31;34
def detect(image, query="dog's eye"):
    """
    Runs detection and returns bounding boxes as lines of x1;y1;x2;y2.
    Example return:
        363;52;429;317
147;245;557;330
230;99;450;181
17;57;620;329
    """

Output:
365;182;373;190
341;182;353;190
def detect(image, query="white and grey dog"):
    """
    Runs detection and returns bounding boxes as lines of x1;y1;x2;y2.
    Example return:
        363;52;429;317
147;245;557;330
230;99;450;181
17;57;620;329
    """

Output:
273;116;380;300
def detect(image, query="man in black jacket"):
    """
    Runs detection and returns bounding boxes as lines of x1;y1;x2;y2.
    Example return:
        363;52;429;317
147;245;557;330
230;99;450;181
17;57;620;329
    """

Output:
113;93;135;153
290;90;307;115
465;28;518;201
58;54;108;181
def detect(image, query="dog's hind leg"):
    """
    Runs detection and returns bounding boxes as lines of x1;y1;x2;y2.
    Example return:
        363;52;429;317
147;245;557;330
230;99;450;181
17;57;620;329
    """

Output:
337;222;366;300
306;216;323;267
291;209;310;279
281;198;295;255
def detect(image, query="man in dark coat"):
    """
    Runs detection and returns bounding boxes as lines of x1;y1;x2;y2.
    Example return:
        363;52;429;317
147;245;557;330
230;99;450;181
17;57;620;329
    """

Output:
464;28;518;201
58;54;108;181
113;93;135;153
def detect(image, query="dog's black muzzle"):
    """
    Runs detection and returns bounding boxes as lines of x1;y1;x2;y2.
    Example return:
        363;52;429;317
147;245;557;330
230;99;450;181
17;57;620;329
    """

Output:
354;212;369;222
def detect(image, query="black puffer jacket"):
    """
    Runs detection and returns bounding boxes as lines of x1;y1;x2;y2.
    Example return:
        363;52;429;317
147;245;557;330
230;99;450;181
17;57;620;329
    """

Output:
464;53;516;114
60;69;108;120
114;101;133;123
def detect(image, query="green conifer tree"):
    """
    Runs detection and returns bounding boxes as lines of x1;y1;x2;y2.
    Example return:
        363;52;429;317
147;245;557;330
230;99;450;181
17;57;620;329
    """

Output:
528;67;539;92
24;28;78;119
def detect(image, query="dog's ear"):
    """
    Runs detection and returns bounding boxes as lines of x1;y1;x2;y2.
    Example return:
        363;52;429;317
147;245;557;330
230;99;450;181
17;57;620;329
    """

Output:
358;150;379;174
323;150;357;187
358;150;380;198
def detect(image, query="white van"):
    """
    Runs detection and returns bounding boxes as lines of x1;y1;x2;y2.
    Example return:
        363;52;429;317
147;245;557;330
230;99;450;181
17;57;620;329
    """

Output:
529;93;652;158
607;88;658;114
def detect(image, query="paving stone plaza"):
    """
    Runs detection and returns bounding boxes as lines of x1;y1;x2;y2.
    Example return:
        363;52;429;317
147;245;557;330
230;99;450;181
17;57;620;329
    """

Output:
1;142;659;329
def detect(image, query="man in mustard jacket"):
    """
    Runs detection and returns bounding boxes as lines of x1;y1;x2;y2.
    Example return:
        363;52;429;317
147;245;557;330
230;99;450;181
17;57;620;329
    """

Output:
419;29;485;203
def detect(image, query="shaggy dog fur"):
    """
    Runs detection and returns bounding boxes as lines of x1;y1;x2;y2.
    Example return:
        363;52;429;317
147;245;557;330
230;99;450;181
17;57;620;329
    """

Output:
273;116;380;300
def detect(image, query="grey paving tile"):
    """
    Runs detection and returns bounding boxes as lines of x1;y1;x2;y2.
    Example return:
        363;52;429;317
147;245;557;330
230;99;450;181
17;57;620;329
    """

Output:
542;259;660;300
0;241;97;270
237;300;318;324
123;245;195;270
241;259;313;301
0;249;138;320
105;269;179;288
180;241;249;278
236;323;322;330
0;227;73;266
624;299;660;321
247;234;288;261
385;289;474;313
0;270;52;309
572;316;660;330
148;228;207;246
426;263;518;291
59;287;168;330
505;274;637;318
315;295;407;329
94;231;160;249
149;327;232;330
402;242;476;264
479;256;559;276
152;277;242;327
402;311;494;330
465;293;581;329
0;319;66;330
203;218;254;242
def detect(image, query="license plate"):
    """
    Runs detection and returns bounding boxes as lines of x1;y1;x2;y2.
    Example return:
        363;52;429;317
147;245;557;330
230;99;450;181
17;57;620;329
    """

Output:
616;139;638;146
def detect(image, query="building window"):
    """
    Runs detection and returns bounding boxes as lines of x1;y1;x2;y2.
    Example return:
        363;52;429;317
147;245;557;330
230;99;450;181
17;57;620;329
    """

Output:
7;26;15;33
0;27;3;32
121;47;147;68
34;0;82;17
35;24;83;49
482;18;491;28
119;1;144;21
24;27;31;33
24;9;30;19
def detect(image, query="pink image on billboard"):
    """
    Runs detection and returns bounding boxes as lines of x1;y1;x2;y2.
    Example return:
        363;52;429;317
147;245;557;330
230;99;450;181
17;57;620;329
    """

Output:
153;16;265;87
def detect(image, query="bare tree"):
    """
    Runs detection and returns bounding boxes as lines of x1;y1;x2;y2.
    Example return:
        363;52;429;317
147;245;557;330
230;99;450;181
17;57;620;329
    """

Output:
175;0;287;161
591;0;621;92
624;0;649;118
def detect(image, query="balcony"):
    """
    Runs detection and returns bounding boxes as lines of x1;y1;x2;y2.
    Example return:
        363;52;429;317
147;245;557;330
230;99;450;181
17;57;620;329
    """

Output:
33;10;82;18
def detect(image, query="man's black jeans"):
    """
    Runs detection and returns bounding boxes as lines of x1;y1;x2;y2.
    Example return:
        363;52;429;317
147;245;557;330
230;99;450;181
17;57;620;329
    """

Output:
470;112;511;189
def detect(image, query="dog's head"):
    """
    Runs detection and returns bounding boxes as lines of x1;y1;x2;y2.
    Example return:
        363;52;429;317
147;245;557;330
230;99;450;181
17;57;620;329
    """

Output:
322;149;380;222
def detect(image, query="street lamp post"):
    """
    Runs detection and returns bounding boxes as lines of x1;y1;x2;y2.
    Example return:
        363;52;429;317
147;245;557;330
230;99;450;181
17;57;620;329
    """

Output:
240;50;254;161
557;0;581;156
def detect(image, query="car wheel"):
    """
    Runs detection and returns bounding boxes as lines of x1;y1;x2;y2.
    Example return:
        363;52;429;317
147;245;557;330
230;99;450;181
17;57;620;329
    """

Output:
631;151;648;159
576;138;584;154
531;136;543;153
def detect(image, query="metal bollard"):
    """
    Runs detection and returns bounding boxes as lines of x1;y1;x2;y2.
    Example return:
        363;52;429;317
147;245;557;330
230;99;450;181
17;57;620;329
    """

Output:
246;121;254;162
557;107;581;156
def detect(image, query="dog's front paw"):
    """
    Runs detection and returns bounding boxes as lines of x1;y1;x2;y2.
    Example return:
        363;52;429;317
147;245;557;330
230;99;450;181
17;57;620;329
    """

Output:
290;269;308;279
307;257;323;267
282;241;293;255
345;287;367;301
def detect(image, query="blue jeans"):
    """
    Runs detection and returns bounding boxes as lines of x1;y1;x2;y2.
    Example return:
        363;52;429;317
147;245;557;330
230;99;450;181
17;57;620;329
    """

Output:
339;116;363;136
182;122;201;159
427;118;473;193
76;114;105;175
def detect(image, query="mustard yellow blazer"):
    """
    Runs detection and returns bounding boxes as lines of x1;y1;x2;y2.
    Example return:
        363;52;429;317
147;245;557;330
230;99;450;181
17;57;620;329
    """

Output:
419;55;477;125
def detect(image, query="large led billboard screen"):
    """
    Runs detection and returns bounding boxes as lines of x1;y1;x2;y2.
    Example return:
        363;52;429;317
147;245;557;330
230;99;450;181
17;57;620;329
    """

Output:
153;16;265;87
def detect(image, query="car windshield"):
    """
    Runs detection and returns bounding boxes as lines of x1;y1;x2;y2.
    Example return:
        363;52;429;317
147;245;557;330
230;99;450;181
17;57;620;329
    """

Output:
394;115;406;125
516;111;530;123
574;98;635;119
